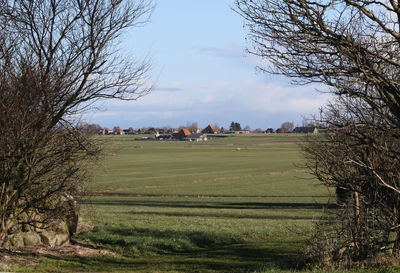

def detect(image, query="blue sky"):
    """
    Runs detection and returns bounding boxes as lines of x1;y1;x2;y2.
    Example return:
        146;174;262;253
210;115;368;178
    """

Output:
84;0;330;130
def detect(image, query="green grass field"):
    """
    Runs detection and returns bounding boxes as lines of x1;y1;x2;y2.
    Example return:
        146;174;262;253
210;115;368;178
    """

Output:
11;134;397;272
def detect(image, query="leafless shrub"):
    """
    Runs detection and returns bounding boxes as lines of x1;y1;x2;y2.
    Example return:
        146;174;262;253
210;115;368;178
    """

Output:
0;0;153;244
235;0;400;265
302;97;400;265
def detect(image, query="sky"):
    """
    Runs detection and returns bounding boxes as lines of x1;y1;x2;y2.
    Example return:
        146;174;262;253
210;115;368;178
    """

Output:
84;0;331;130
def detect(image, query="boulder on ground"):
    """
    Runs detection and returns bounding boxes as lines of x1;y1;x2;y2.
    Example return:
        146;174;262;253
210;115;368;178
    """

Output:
55;233;70;246
39;231;57;246
1;195;78;249
22;231;42;246
9;234;25;248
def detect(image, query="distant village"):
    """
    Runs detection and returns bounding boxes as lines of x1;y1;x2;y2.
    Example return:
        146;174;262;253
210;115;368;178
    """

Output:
97;122;321;142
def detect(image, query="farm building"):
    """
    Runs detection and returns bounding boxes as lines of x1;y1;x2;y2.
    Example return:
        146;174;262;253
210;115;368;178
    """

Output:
182;133;208;142
100;128;114;135
202;124;217;134
293;126;318;134
114;129;125;135
174;128;191;140
234;130;250;134
123;128;136;135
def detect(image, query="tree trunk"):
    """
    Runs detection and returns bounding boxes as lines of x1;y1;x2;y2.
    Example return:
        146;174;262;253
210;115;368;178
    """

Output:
354;192;360;232
0;218;9;247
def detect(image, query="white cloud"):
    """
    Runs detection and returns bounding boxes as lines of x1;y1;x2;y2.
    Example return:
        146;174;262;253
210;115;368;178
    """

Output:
195;42;268;69
85;78;331;129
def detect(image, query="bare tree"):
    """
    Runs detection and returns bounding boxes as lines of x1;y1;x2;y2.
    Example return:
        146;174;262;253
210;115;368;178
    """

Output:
186;121;199;133
78;122;103;135
280;121;294;133
0;0;154;245
235;0;400;127
303;97;400;264
235;0;400;264
302;117;315;128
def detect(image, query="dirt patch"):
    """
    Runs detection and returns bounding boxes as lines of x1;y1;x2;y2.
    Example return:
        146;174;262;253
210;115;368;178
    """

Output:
0;243;118;271
0;252;39;269
22;243;118;257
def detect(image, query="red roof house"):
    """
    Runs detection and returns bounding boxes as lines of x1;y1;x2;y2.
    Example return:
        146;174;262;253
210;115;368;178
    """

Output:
174;128;191;139
202;124;217;134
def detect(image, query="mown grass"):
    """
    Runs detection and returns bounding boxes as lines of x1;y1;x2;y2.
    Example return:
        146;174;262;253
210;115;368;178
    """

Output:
11;134;395;272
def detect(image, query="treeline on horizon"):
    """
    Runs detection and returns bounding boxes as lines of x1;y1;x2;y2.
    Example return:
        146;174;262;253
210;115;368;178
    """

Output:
79;119;321;135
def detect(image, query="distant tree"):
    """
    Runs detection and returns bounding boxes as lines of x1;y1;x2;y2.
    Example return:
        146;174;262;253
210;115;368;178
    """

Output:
280;122;294;133
229;121;242;131
78;122;102;135
244;125;251;131
302;117;315;128
186;121;198;133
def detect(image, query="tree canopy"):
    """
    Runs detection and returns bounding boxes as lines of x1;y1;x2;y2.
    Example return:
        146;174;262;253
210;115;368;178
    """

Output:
230;121;242;131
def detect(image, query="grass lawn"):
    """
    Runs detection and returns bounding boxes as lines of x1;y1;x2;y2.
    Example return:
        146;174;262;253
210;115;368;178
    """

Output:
10;134;396;272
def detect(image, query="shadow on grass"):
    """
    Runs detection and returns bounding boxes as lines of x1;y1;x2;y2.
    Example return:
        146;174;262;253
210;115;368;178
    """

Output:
33;251;296;273
69;226;305;272
87;226;240;249
34;235;303;273
48;198;324;271
83;199;336;210
122;210;316;220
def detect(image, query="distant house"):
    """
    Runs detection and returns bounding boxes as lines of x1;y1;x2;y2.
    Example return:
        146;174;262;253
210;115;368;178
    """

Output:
234;130;250;134
100;128;113;135
123;128;136;135
293;126;317;134
156;134;174;140
114;129;125;135
202;124;217;134
174;128;191;139
146;127;157;134
183;133;208;142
